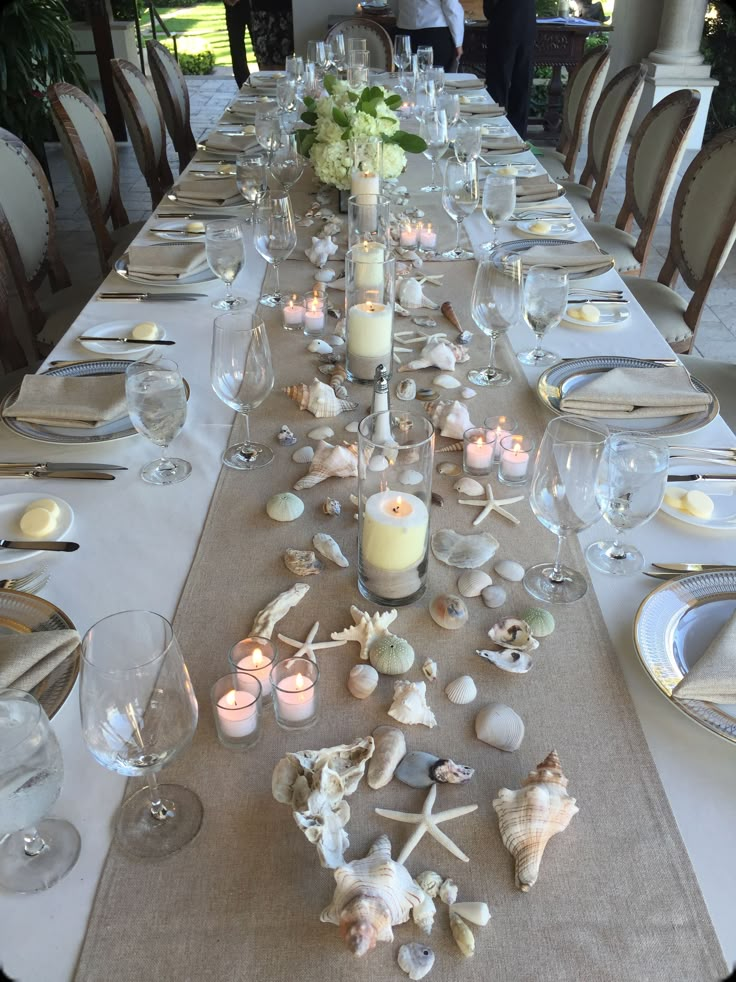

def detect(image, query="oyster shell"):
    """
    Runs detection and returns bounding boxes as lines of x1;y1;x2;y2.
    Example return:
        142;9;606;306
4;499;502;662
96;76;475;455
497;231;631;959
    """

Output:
369;635;415;675
398;943;435;980
293;441;358;491
454;477;484;496
476;648;533;674
444;675;477;705
332;606;398;660
266;492;304;522
450;902;491;927
488;617;539;652
283;548;323;576
367;725;407;790
347;664;379;700
475;702;525;752
457;570;492;598
249;583;309;639
292;445;314;464
396;751;474;789
284;378;357;418
431;529;499;569
429;594;468;630
388;680;437;728
396;378;417;401
312;532;349;568
449;911;475;957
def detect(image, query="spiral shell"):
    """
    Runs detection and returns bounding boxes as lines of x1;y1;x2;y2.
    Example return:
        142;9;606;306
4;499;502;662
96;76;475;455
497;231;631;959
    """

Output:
450;902;491;927
347;664;379;700
322;497;341;515
283;378;358;418
415;871;442;897
396;378;416;401
449;912;475;958
444;675;477;705
293;441;358;491
439;878;458;905
475;702;525;752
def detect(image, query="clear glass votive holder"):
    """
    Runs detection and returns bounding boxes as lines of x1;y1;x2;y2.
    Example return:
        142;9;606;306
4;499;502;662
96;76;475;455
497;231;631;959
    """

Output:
484;414;518;462
498;434;535;485
303;293;326;336
211;673;262;750
347;64;369;88
398;222;418;249
345;248;396;384
227;635;276;705
418;221;438;253
271;657;320;730
282;293;305;331
463;427;496;476
348;194;391;250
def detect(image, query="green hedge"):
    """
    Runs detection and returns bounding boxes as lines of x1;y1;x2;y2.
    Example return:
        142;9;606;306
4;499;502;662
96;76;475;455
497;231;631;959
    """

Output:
177;49;215;74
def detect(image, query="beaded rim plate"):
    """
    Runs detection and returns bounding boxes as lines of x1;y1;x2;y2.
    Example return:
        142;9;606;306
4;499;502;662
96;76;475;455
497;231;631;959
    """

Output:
491;237;615;279
115;249;217;286
633;571;736;744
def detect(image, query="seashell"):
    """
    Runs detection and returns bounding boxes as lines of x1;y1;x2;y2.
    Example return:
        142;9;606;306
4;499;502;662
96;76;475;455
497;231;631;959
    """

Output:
494;559;525;582
334;384;349;399
454;477;484;496
292;445;314;464
481;585;506;608
399;338;469;373
332;606;398;660
399;468;423;486
417;387;438;401
449;911;475;957
298;217;314;227
444;675;477;705
441;300;462;332
476;647;533;674
278;424;297;446
308;338;333;354
367;725;407;789
396;751;474;789
433;373;462;389
388;680;437;728
488;618;539;652
428;399;473;440
283;548;323;576
322;497;341;516
521;606;555;638
421;657;437;682
436;462;461;476
429;594;468;631
396;378;416;401
309;425;334;440
415;871;442;897
347;664;379;700
322;220;342;237
450;902;491;927
475;702;525;752
305;234;338;268
368;454;389;472
398;277;440;310
314;268;337;283
493;750;579;891
369;634;415;676
345;420;360;433
439;878;458;906
457;570;492;598
431;492;444;507
250;583;309;639
294;441;358;491
431;529;499;569
461;387;476;399
266;492;304;522
435;440;464;454
329;335;345;347
284;378;358;418
313;532;349;568
398;942;435;981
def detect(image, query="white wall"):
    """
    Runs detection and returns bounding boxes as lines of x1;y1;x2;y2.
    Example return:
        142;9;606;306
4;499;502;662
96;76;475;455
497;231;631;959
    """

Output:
608;0;664;77
293;0;365;56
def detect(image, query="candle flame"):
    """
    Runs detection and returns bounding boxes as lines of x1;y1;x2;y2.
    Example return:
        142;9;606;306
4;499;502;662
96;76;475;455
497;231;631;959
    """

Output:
475;437;483;447
252;648;263;667
295;673;305;691
513;442;522;454
288;300;294;310
225;689;237;708
426;223;432;232
391;496;403;514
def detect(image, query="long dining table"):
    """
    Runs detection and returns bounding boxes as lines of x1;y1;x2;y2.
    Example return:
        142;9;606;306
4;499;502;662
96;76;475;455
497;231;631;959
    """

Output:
1;74;735;980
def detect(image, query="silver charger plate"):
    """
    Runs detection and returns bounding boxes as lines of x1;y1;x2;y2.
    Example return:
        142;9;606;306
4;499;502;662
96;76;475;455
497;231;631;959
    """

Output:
491;237;614;279
634;571;736;745
115;249;216;286
537;355;719;437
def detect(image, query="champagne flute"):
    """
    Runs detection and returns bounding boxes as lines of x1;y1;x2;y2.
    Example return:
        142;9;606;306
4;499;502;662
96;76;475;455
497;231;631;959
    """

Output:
235;151;267;223
428;66;445;95
420;108;448;192
523;416;608;604
394;33;412;76
80;610;201;859
126;358;191;485
467;258;522;387
253;191;297;307
205;218;246;310
454;119;482;163
482;173;516;251
441;158;478;260
271;133;305;191
0;689;80;892
586;433;668;575
210;311;275;470
518;265;569;366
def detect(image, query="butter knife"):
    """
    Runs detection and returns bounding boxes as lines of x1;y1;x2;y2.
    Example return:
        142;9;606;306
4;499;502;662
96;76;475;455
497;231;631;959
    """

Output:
0;540;79;551
666;474;736;482
651;563;736;572
77;336;175;345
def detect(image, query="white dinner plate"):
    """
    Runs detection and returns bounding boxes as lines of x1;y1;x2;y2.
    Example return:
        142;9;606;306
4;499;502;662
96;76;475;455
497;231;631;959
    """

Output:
0;493;74;565
76;320;167;357
149;220;206;242
660;481;736;531
114;250;216;287
485;161;537;176
515;219;576;238
561;302;630;328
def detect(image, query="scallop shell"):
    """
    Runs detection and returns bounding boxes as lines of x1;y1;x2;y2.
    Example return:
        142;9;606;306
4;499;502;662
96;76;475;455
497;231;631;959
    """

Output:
367;725;406;789
347;664;379;700
283;549;323;576
396;378;416;401
421;658;437;682
488;618;539;652
476;647;533;674
312;532;349;568
494;559;525;582
284;378;358;418
449;912;475;957
475;702;525;751
454;477;484;496
308;338;333;353
521;607;555;638
322;497;341;516
481;585;506;608
266;492;304;522
292;445;314;463
399;468;423;486
398;942;435;980
309;425;334;440
388;680;437;728
450;902;491;927
439;878;458;905
433;373;462;389
444;675;477;705
293;441;358;491
369;634;415;675
431;529;499;569
415;871;442;897
457;570;492;598
429;594;468;630
436;462;461;476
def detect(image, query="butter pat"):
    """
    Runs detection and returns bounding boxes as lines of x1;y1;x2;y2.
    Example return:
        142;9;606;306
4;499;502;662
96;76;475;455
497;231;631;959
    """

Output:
185;221;205;234
529;220;550;234
496;165;517;177
663;486;688;510
217;164;236;176
20;507;57;538
28;498;61;521
131;321;160;341
580;303;601;323
684;490;714;519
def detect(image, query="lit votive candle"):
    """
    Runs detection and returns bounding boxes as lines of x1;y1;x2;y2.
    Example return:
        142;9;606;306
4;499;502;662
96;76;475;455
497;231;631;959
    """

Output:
499;434;534;485
484;414;518;462
283;294;305;331
353;241;386;290
463;427;495;476
303;293;326;336
399;223;418;249
419;222;437;251
271;657;319;730
211;673;262;749
228;635;275;701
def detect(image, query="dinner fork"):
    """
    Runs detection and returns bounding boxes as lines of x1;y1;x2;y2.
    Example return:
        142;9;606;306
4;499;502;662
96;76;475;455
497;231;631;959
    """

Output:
0;565;50;594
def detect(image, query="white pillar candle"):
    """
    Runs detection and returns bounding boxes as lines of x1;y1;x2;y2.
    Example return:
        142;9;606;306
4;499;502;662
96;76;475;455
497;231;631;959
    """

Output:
362;490;429;571
347;299;393;357
276;672;316;722
236;646;273;697
419;223;437;250
351;170;380;198
216;689;258;738
283;297;305;328
500;440;530;480
353;242;386;290
465;436;494;472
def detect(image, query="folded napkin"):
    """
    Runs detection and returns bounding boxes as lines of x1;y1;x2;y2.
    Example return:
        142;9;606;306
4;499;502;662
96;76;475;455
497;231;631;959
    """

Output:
250;73;284;87
515;173;560;201
673;612;736;704
481;135;527;153
460;102;506;117
516;239;611;276
227;99;276;116
126;242;209;281
0;629;80;691
174;176;239;206
560;366;712;419
3;374;127;428
446;78;487;90
203;130;261;153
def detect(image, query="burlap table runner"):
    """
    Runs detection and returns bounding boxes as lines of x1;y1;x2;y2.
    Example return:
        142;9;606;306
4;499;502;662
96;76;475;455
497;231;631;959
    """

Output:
75;222;726;981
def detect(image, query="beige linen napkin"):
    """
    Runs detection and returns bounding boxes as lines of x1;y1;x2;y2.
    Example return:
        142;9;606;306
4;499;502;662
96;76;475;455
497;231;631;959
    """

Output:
174;177;239;206
461;102;506;117
446;78;487;90
481;134;528;152
126;243;209;281
560;366;712;419
518;239;611;276
3;375;128;428
203;130;261;153
515;173;560;200
673;612;736;703
0;630;80;691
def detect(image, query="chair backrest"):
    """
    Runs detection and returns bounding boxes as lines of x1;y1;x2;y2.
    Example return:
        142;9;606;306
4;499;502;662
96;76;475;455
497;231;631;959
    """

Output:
579;64;645;219
325;19;393;71
556;46;610;180
616;89;700;272
0;249;38;373
48;82;130;274
146;41;196;173
110;58;173;207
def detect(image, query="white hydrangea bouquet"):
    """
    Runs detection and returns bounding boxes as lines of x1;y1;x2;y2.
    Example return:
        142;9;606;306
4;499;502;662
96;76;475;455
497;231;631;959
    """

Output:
295;75;427;191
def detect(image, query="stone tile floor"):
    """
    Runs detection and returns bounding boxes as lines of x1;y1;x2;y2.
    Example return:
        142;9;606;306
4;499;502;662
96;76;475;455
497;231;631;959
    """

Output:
45;73;736;362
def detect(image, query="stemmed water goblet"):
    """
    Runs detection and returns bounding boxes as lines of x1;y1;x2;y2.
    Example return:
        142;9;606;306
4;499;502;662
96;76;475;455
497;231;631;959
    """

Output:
80;610;202;859
210;311;275;470
586;433;669;575
126;358;191;485
440;92;460;129
331;33;346;74
276;78;297;112
255;110;281;165
417;44;434;75
271;133;305;191
482;173;516;251
428;66;444;95
236;151;267;223
517;265;569;366
454;120;482;163
419;108;448;192
306;40;326;71
253;191;297;307
441;158;478;260
285;55;304;84
523;415;608;604
205;218;246;310
466;257;522;387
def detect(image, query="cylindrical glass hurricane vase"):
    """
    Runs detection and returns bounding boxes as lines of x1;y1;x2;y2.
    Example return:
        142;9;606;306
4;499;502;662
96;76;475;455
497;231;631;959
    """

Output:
358;411;434;606
347;194;391;250
345;250;395;384
350;136;382;198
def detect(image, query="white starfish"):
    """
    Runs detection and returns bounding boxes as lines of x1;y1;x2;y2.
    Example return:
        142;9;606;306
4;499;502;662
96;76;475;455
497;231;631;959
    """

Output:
375;784;478;864
458;483;524;526
277;622;345;663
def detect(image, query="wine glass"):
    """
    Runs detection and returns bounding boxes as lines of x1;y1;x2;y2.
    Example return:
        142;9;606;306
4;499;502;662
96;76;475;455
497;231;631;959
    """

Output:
419;108;448;192
518;265;569;366
467;258;522;387
126;358;191;486
0;689;80;892
276;78;297;112
205;218;246;310
440;92;460;129
417;44;434;75
523;416;608;604
586;433;669;575
454;120;482;163
253;191;297;307
271;133;305;191
441;158;478;260
80;610;202;859
235;151;267;223
482;173;516;251
211;311;275;470
285;55;304;84
255;110;281;165
428;66;445;95
331;34;346;74
394;34;412;76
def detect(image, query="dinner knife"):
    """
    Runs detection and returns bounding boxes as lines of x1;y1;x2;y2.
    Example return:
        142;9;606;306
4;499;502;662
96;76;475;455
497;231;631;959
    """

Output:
97;293;206;302
666;473;736;482
0;540;79;551
0;463;127;472
0;470;116;480
651;563;736;572
77;336;176;346
155;211;240;220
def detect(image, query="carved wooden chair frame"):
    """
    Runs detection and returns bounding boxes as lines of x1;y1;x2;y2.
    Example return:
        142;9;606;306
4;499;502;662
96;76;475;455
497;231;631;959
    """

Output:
325;18;394;71
556;46;610;179
0;248;37;372
146;40;196;174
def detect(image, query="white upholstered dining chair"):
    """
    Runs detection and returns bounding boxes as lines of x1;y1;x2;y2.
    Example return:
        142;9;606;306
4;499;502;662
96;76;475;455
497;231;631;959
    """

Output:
146;41;197;173
325;18;393;71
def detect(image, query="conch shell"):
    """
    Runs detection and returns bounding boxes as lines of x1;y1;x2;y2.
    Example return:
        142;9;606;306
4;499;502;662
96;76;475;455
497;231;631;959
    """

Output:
428;399;474;440
320;835;435;956
331;605;398;660
388;680;437;728
398;277;439;310
305;234;338;267
293;440;358;491
283;378;357;418
493;750;579;891
399;338;470;373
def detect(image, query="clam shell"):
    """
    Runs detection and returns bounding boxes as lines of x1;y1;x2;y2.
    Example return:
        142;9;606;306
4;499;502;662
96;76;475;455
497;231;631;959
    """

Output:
457;570;492;598
266;492;304;522
398;943;435;981
308;426;334;440
433;373;462;389
396;378;416;401
436;462;461;476
308;338;333;353
399;468;423;486
481;585;506;608
292;445;314;463
367;725;406;789
313;532;349;568
429;594;468;630
494;559;525;582
431;529;499;569
347;663;379;700
369;634;415;675
454;477;484;496
450;902;491;927
444;675;477;705
521;606;555;637
475;702;525;751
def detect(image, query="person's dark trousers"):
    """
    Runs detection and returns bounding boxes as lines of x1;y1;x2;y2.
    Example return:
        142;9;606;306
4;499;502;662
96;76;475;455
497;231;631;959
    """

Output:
483;0;536;138
225;0;252;88
396;27;455;72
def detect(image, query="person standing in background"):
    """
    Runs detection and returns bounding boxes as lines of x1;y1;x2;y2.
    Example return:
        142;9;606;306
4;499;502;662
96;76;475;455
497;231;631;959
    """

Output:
395;0;465;72
483;0;536;137
250;0;294;71
224;0;252;88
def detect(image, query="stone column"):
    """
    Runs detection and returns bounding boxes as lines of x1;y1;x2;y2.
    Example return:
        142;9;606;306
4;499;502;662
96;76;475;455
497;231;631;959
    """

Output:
649;0;709;66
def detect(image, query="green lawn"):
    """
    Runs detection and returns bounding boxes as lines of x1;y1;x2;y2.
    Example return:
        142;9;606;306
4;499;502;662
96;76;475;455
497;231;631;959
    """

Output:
141;3;254;68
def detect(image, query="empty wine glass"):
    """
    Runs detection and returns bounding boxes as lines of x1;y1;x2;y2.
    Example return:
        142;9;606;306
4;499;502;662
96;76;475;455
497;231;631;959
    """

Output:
428;66;445;94
467;258;522;387
441;158;478;260
235;151;267;222
523;416;608;604
255;110;281;164
253;191;297;307
454;120;482;163
331;34;346;73
586;433;669;575
0;689;80;892
518;265;568;366
394;34;412;75
80;610;201;859
440;92;460;129
210;311;275;470
420;108;448;192
205;218;246;310
276;78;297;112
271;133;305;191
126;358;191;485
417;44;434;74
306;40;325;69
482;173;516;251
